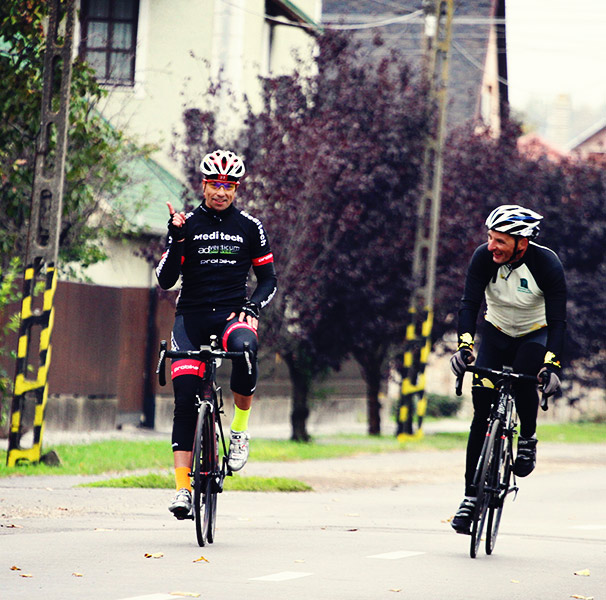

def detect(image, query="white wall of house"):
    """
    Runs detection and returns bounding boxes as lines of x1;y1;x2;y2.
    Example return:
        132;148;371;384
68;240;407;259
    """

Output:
71;238;157;288
87;0;320;178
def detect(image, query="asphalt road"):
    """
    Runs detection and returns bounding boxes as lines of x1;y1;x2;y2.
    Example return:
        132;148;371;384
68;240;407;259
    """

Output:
1;442;605;600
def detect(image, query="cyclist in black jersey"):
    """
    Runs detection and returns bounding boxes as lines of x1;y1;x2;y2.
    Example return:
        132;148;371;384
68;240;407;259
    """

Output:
449;205;567;534
156;149;277;518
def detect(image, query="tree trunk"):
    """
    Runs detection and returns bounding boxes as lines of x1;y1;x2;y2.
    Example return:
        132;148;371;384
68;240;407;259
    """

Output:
283;353;311;442
354;347;387;436
365;372;382;436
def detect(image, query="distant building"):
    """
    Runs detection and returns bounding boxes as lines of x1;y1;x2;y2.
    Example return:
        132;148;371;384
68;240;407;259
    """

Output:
322;0;504;133
517;132;566;162
567;117;606;164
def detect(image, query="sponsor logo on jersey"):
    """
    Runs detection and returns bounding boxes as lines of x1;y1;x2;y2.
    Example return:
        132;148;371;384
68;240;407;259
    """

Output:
252;253;274;266
517;278;533;294
241;210;267;246
200;258;237;265
193;232;244;243
198;245;240;255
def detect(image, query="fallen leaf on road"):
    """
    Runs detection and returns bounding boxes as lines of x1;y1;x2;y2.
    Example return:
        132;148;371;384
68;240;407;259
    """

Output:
10;566;21;571
94;528;114;532
389;588;402;592
510;580;520;584
193;556;209;563
72;572;84;577
347;528;358;532
144;553;164;559
574;569;591;577
5;524;23;529
20;573;33;578
170;592;200;598
570;595;594;599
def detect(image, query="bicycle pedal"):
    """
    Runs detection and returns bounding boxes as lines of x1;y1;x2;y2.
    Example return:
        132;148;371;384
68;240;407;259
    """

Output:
174;511;194;521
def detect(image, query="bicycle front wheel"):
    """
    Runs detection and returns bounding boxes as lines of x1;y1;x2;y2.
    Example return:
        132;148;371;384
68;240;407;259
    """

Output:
202;404;218;544
486;433;513;555
470;418;500;558
193;402;210;547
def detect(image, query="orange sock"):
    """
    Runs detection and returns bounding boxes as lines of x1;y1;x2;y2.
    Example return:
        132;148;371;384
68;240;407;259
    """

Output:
175;466;191;491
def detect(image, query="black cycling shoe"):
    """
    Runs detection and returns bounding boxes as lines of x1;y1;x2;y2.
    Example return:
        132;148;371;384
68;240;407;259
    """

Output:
513;435;537;477
451;497;476;534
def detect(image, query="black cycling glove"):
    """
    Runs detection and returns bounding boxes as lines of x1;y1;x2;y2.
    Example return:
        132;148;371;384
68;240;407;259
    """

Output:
167;217;184;241
538;366;561;397
241;301;260;320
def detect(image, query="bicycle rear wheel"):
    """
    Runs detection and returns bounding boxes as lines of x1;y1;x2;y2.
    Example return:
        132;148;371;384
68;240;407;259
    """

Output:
192;401;210;547
202;403;218;544
486;434;513;555
470;419;500;558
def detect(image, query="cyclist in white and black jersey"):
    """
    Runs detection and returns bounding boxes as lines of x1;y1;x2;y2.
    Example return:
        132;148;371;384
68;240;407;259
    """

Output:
449;205;567;534
156;149;277;518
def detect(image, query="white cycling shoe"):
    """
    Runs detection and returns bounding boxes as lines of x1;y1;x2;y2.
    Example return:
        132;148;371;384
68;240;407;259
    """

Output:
227;430;250;471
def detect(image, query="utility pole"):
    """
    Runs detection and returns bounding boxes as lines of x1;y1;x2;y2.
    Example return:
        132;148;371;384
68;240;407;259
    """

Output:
396;0;453;440
7;0;75;466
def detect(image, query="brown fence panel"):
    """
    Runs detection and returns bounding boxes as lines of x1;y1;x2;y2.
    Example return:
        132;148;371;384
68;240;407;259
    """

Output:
50;282;122;396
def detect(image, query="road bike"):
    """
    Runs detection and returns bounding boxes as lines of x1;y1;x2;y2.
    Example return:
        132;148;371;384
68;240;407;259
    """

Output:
156;335;252;546
456;365;548;558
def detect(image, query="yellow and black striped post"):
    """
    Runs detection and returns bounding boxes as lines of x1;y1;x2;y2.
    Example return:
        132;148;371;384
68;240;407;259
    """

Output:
7;265;57;466
397;306;432;440
6;0;75;465
395;0;452;440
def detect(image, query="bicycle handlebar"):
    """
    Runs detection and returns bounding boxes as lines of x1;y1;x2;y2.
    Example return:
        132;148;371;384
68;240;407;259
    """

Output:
455;365;549;411
156;339;252;387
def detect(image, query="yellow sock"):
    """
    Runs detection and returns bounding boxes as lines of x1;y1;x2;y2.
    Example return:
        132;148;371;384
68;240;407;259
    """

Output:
231;405;251;432
175;466;191;491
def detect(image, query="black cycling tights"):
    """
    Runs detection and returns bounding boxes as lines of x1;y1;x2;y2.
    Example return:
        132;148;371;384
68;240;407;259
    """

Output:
463;324;546;496
170;311;258;452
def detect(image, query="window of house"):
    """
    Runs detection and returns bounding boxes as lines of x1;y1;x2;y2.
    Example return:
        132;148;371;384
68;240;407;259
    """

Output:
79;0;140;86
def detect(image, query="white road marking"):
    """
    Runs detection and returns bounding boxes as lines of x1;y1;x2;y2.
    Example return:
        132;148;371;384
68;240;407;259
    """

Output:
250;571;313;582
368;550;425;560
118;595;180;600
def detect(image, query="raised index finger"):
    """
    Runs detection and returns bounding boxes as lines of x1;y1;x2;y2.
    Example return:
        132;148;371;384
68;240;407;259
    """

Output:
166;201;176;216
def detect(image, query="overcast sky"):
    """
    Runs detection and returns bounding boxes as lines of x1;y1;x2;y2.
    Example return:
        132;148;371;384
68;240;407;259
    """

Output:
506;0;606;111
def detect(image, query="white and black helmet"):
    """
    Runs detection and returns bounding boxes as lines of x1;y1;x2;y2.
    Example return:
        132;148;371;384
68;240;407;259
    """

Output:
200;149;245;181
485;204;543;239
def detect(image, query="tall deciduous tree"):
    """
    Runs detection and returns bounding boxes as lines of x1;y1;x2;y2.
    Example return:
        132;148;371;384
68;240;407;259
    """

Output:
241;33;430;438
177;32;430;439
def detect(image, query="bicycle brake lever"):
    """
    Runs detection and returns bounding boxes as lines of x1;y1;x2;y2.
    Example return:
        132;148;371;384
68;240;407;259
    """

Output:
455;373;464;397
538;371;549;411
157;340;167;387
540;391;548;411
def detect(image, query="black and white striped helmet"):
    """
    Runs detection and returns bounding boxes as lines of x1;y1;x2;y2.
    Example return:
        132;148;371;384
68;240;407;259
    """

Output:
485;205;543;239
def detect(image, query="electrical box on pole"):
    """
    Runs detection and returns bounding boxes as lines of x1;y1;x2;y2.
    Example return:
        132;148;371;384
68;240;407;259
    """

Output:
7;0;75;466
396;0;453;440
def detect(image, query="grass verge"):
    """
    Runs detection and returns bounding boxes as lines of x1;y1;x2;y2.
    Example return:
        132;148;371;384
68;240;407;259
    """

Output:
81;472;311;492
0;421;603;485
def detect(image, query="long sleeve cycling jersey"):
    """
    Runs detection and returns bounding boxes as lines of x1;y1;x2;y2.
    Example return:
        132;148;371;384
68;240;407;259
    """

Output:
156;202;277;314
457;241;567;364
